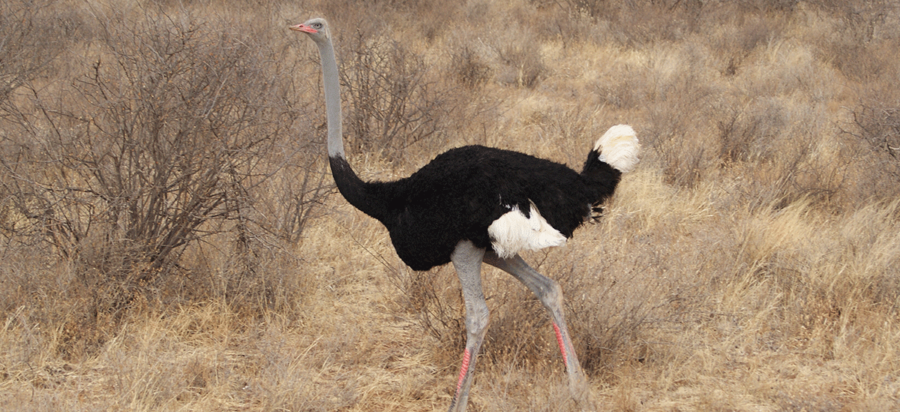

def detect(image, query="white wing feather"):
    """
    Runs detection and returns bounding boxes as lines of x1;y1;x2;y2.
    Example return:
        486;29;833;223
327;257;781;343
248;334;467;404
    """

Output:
488;202;566;259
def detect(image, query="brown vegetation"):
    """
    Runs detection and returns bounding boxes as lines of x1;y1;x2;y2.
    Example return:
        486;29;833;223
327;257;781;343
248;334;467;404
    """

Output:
1;0;899;410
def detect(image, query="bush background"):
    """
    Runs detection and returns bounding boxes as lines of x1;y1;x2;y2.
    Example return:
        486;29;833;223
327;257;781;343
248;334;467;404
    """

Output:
1;0;899;410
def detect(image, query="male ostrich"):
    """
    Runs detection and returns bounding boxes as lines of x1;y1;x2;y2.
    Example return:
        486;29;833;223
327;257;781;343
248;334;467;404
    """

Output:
291;18;639;411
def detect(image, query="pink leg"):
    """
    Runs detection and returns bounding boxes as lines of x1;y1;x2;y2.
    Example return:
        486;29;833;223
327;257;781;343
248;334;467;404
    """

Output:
483;252;588;401
553;323;568;363
455;349;472;394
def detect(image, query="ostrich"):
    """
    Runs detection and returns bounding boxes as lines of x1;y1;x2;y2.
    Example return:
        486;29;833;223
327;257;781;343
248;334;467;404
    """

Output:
291;18;639;411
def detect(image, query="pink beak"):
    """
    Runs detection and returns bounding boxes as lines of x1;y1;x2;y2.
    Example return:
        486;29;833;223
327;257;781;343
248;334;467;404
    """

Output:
289;24;317;34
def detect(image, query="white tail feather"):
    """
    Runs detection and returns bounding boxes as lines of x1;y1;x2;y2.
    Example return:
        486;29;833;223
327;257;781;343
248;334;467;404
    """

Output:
488;202;567;259
593;124;640;173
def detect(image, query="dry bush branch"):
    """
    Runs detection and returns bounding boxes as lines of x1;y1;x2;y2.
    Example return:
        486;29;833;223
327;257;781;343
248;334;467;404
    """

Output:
451;46;492;89
847;102;900;161
339;28;449;161
838;97;900;202
0;0;76;124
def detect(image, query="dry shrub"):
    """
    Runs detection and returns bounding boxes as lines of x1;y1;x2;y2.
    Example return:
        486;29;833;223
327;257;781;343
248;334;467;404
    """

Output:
586;1;705;46
734;0;801;12
848;102;900;159
715;98;786;165
456;12;547;89
494;41;547;88
339;32;448;161
834;100;900;208
844;97;900;179
640;61;717;188
0;1;328;356
550;0;613;19
0;0;79;114
386;264;467;368
825;41;891;83
809;0;899;82
712;14;783;76
565;171;730;375
451;46;492;89
715;103;852;212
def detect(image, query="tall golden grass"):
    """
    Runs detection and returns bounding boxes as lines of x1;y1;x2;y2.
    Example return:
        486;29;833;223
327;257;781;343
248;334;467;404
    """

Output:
1;0;899;410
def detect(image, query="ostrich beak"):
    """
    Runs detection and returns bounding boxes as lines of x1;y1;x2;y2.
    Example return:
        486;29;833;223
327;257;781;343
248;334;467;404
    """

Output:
289;24;317;34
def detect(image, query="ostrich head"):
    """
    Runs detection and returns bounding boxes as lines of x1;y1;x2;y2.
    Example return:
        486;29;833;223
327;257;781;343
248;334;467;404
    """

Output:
289;18;331;45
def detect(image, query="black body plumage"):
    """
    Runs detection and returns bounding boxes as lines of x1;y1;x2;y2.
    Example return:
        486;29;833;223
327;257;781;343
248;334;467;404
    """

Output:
329;145;622;271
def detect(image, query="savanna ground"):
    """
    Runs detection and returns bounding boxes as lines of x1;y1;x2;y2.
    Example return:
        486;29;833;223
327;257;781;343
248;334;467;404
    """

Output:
2;0;900;410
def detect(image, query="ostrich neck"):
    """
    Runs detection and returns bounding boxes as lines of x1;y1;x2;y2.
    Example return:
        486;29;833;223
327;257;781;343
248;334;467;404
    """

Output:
315;37;390;222
317;39;345;159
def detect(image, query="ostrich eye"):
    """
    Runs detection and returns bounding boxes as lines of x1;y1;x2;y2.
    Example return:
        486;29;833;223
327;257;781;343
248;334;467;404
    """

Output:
313;23;322;29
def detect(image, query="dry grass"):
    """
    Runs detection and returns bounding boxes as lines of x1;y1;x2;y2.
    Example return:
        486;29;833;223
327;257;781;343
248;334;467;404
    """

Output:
1;0;899;410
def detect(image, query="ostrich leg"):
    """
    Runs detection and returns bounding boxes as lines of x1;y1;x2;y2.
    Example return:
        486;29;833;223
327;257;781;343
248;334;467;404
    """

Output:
448;241;489;412
483;252;589;400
